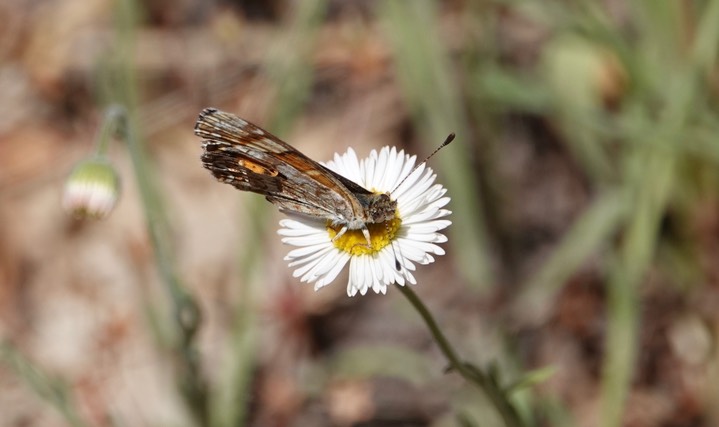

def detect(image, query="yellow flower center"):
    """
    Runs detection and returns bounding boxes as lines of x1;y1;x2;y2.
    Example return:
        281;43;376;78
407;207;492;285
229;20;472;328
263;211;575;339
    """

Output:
327;215;402;256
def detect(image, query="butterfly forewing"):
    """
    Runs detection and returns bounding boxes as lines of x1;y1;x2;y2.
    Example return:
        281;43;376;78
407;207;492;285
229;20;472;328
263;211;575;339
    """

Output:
195;108;370;225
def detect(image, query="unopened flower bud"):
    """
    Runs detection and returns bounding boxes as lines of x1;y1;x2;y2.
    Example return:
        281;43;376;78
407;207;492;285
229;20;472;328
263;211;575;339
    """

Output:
62;158;121;219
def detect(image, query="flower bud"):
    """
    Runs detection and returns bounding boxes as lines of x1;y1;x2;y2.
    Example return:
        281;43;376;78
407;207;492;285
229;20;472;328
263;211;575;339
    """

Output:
542;36;627;110
62;158;121;219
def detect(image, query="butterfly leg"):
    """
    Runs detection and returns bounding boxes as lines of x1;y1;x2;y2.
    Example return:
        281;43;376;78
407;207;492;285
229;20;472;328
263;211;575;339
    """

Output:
332;225;349;242
347;227;373;252
361;226;371;247
331;226;372;246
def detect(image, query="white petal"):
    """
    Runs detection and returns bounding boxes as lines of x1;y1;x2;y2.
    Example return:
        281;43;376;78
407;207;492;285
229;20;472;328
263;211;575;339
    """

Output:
369;254;382;284
348;284;359;297
373;147;389;190
358;256;370;291
403;164;430;191
278;227;322;237
396;243;427;262
310;249;343;277
402;208;448;225
314;252;351;290
285;243;333;259
372;278;384;294
278;218;320;232
281;232;330;246
401;239;446;256
404;221;451;234
404;270;417;285
400;231;447;243
347;258;363;296
363;150;377;188
293;249;334;278
350;257;370;296
392;153;418;187
379;147;399;191
288;245;335;267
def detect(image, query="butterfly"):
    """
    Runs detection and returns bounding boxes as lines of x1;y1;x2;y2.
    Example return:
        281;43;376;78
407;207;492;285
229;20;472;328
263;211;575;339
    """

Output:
194;108;397;244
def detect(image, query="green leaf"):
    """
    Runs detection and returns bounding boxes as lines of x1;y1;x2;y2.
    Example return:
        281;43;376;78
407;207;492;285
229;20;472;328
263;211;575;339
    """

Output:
505;366;557;394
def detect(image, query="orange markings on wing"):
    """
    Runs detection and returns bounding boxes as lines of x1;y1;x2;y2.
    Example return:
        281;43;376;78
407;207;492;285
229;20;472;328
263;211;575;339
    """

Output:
237;158;279;176
276;151;338;189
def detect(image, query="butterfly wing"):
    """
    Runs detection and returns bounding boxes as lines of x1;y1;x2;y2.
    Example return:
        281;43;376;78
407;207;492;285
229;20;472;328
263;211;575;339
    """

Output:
195;108;368;225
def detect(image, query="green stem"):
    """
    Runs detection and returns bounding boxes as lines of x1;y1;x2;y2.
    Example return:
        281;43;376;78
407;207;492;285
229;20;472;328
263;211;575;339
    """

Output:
396;285;523;427
94;105;126;157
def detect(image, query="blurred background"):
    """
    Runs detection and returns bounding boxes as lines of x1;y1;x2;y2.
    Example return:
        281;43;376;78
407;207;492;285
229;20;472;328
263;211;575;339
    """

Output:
2;0;719;426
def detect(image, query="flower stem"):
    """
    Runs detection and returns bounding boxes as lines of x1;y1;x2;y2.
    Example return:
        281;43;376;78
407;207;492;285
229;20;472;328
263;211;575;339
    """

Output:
396;285;524;427
94;104;126;157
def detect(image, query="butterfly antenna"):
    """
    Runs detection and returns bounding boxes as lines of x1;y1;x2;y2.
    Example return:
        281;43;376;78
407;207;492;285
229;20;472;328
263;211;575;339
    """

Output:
391;133;455;194
385;220;404;272
393;241;403;271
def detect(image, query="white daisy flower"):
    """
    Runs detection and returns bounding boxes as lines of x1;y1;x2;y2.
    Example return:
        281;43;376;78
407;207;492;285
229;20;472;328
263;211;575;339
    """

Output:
277;146;451;296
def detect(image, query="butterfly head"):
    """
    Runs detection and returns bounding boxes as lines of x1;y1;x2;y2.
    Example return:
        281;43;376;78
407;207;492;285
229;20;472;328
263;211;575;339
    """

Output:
366;192;397;223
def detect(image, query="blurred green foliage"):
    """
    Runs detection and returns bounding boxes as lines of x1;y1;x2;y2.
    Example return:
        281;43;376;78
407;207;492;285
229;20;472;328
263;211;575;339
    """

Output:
7;0;719;426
